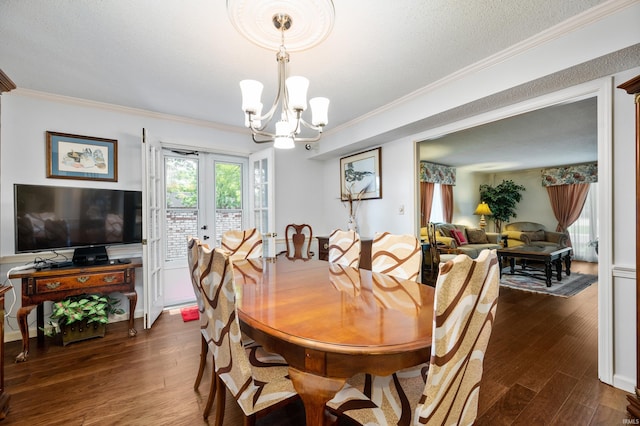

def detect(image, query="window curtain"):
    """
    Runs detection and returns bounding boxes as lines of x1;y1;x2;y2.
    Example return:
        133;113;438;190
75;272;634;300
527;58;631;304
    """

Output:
568;183;598;262
546;183;590;246
441;184;454;224
420;182;434;227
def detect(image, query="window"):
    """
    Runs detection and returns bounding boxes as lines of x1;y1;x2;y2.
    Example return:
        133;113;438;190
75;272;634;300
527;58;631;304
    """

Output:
164;155;199;262
214;161;244;247
430;184;444;223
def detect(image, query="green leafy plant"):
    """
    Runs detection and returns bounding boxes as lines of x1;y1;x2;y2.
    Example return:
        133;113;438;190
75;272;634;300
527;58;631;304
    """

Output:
479;179;526;233
43;294;124;337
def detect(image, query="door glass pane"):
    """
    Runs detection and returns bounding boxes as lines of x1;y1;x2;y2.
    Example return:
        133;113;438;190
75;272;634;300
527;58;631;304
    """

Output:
164;156;198;261
214;161;243;247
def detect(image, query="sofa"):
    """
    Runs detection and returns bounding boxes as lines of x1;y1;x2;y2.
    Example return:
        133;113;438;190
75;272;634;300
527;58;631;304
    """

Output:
421;223;502;259
503;221;568;248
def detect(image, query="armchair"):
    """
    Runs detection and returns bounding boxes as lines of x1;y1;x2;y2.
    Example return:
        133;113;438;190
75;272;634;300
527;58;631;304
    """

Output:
503;221;569;248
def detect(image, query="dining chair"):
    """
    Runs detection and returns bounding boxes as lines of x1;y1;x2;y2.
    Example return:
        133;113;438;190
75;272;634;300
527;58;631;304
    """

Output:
328;229;361;268
427;222;457;276
187;236;210;394
370;231;422;281
327;249;500;425
281;223;314;260
198;244;299;425
220;228;263;261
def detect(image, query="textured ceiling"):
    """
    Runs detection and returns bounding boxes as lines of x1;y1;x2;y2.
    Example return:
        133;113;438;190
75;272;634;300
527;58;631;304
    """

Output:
0;0;628;169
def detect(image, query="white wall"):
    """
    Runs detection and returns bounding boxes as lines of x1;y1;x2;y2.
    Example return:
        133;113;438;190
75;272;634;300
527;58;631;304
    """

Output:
490;168;559;230
320;138;417;239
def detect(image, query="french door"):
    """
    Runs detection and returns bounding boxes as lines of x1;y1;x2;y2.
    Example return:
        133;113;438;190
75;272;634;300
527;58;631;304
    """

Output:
161;151;252;307
142;129;164;328
142;141;275;315
249;148;276;257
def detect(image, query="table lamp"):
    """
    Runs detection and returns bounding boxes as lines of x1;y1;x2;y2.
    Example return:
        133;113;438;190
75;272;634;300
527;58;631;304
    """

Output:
474;202;492;229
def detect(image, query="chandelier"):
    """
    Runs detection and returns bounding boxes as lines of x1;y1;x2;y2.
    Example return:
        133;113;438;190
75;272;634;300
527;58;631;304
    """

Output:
238;13;330;149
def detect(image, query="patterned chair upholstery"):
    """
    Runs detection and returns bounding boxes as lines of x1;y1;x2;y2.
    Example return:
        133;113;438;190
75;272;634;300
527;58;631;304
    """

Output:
371;232;422;281
220;228;263;261
328;229;361;268
197;244;298;424
187;236;210;394
327;249;500;425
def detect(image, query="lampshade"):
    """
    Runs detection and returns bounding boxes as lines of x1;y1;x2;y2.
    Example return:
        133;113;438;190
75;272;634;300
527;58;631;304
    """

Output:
274;120;295;149
285;76;309;111
474;202;492;216
309;97;329;126
239;80;263;114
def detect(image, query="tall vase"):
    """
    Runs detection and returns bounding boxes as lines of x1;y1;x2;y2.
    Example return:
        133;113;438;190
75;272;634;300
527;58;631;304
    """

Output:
347;215;358;232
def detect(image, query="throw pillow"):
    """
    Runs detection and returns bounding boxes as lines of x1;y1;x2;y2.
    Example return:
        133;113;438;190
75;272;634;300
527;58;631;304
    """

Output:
438;225;453;238
450;229;468;246
467;228;489;244
523;230;546;241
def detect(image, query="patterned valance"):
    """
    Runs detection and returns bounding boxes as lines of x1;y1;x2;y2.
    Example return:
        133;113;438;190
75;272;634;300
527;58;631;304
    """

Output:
541;162;597;187
420;162;456;185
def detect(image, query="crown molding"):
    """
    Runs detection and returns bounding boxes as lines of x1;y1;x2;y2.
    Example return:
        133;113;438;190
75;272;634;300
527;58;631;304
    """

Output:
0;69;16;93
11;87;244;133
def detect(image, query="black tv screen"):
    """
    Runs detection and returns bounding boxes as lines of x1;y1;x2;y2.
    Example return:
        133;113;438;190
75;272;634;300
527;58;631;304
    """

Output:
14;184;143;253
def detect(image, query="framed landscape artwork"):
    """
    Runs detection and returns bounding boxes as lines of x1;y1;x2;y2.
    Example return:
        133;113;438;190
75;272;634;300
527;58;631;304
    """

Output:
46;131;118;182
340;147;381;201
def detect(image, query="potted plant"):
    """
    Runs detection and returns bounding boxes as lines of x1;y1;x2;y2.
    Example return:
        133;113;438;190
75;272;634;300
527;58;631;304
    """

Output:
43;294;124;346
479;179;526;233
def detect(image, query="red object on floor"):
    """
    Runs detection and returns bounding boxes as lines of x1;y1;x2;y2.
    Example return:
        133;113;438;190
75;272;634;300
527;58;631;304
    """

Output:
180;306;199;322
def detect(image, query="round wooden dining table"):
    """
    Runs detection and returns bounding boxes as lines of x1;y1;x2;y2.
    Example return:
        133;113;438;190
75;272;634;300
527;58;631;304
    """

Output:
233;257;435;426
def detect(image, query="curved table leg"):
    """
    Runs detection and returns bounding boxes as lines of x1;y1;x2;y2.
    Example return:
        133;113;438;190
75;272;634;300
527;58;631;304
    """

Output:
289;367;346;426
16;305;36;362
123;291;138;337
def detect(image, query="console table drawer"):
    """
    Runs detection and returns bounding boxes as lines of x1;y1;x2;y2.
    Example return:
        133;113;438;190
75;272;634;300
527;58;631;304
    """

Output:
33;271;126;294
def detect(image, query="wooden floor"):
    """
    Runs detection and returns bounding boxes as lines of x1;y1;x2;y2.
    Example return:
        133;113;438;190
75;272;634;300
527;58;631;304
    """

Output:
1;261;633;425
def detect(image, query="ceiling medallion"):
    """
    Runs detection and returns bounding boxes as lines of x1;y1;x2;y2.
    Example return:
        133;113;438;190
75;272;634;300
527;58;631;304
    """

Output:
227;0;335;52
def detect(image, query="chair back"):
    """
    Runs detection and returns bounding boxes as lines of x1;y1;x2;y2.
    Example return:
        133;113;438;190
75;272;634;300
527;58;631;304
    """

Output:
417;249;500;424
328;229;361;268
186;236;204;311
426;222;441;266
197;245;255;404
283;223;313;260
371;232;421;281
221;228;263;261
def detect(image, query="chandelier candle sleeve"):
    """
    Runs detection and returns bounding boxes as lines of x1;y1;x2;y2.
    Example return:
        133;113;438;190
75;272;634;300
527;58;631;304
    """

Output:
239;80;263;113
286;76;309;111
310;97;329;126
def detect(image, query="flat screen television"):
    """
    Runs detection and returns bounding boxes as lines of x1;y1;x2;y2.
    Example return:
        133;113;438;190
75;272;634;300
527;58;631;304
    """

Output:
14;184;143;253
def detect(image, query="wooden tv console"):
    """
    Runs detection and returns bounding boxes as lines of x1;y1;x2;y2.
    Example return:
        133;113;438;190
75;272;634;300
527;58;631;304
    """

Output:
9;258;142;362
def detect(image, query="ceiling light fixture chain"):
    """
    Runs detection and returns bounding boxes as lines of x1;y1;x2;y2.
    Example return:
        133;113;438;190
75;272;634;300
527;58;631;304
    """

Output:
239;12;330;149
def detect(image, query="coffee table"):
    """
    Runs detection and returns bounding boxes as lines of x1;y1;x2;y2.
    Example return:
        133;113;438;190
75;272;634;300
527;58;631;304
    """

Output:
497;245;573;287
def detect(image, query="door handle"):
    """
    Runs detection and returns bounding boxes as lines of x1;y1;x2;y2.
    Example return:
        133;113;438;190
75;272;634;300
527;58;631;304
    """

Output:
203;235;210;240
